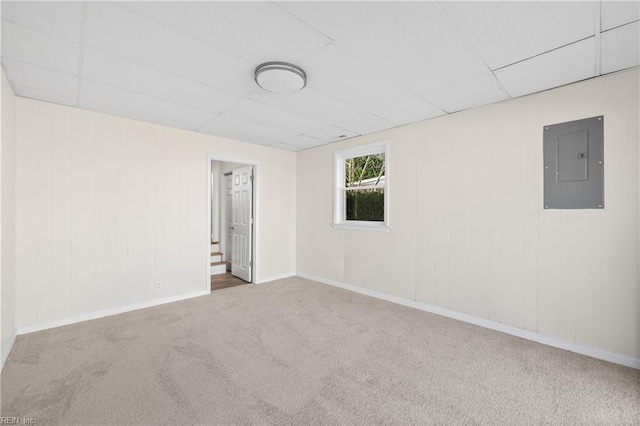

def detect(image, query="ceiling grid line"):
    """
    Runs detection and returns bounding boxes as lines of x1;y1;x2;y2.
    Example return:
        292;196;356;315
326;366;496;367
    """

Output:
76;2;89;107
0;62;19;97
78;45;245;100
272;2;338;43
491;35;598;73
595;1;602;76
275;1;391;47
2;57;75;81
77;3;380;143
278;4;440;101
600;18;640;33
318;41;420;109
80;77;221;118
433;1;512;99
115;2;258;68
2;1;637;151
1;17;78;44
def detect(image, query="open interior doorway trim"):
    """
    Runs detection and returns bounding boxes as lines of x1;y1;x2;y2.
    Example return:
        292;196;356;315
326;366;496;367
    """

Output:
207;155;259;291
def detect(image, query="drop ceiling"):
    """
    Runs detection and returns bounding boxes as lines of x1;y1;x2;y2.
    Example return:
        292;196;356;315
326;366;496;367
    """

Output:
1;1;638;151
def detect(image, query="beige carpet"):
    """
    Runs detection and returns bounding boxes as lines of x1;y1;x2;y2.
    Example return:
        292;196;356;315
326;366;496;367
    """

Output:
1;277;639;425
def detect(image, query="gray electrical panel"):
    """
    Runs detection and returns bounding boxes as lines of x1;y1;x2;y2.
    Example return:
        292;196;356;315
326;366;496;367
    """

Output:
543;116;604;209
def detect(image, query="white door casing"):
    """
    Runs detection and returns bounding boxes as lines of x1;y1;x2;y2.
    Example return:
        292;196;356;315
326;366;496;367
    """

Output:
210;161;220;243
231;166;253;282
224;173;233;270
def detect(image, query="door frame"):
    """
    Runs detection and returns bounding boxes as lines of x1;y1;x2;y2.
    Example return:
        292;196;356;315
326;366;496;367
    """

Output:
207;155;258;290
221;171;233;272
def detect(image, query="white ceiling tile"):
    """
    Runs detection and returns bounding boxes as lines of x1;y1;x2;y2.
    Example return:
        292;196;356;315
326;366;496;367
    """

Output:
281;134;327;149
601;1;640;31
83;3;254;96
122;2;330;63
304;125;359;142
601;21;640;74
221;99;325;135
302;44;414;111
78;100;199;132
198;115;294;145
3;59;78;99
1;1;626;151
249;87;362;124
424;72;510;113
275;143;306;152
335;113;395;135
441;2;596;70
495;38;597;98
276;1;388;40
2;1;82;41
79;80;217;128
81;48;240;114
263;142;292;150
14;86;77;108
336;2;490;94
373;97;446;126
1;20;79;74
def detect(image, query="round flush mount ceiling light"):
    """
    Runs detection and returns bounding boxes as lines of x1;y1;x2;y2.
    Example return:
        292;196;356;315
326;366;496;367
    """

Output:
254;62;307;94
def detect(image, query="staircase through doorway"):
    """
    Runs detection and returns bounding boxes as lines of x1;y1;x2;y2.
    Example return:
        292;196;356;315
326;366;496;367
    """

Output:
210;241;246;292
210;241;225;276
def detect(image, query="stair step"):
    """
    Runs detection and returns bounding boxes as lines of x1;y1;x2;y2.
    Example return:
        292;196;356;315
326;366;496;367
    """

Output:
210;251;222;256
210;261;226;276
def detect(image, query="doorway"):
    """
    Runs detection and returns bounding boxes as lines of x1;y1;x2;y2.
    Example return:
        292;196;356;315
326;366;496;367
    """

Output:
210;159;256;286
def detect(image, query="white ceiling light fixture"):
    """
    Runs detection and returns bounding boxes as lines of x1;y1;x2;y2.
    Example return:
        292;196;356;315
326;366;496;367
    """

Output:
255;62;307;94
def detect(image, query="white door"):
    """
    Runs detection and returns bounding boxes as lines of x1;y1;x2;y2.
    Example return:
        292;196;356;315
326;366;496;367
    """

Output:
231;166;253;282
224;173;233;271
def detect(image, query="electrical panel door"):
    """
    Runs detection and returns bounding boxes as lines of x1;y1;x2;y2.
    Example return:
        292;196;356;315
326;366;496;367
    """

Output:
543;116;604;209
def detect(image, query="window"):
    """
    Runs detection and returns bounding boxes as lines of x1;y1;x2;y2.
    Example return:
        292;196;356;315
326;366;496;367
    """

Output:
334;141;389;231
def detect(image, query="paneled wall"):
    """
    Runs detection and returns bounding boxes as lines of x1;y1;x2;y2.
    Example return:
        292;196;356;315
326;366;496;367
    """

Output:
15;98;296;329
2;70;17;359
297;68;639;359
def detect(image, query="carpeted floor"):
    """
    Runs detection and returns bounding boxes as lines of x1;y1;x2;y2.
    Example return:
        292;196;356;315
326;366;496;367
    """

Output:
1;277;639;425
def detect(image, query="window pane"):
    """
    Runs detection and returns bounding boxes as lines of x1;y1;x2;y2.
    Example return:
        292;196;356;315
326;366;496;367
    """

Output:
345;153;385;188
346;188;384;222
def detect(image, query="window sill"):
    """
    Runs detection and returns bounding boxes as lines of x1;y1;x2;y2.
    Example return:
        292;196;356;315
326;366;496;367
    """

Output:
331;223;391;233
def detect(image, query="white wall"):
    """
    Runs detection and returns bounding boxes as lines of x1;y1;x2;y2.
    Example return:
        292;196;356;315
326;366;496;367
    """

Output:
297;68;640;360
14;98;296;329
1;69;17;361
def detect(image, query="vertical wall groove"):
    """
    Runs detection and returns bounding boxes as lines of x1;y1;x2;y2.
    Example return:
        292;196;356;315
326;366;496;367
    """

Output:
14;98;297;330
296;69;639;359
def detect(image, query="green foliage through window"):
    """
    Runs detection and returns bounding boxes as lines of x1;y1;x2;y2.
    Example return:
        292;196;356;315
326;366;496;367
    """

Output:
346;189;385;222
345;154;385;187
336;142;387;227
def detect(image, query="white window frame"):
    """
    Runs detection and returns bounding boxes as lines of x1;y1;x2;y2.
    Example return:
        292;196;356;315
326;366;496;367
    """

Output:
333;140;390;232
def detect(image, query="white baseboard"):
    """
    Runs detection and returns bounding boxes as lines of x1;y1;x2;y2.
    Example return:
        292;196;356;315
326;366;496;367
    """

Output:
16;290;210;336
297;272;640;370
1;328;17;371
256;272;296;284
